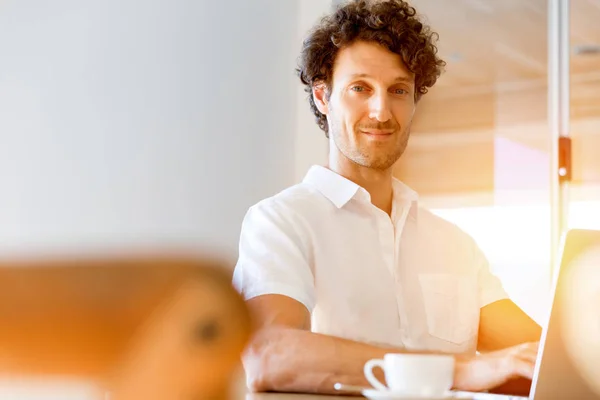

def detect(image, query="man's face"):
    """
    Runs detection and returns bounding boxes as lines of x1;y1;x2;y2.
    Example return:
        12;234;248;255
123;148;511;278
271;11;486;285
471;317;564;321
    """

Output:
320;41;416;171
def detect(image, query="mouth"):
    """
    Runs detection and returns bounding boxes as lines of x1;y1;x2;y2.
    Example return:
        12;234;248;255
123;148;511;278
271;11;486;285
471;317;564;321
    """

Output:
360;129;395;138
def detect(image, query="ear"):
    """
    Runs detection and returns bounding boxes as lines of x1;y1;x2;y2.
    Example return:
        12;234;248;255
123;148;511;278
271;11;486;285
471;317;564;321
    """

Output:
312;83;329;115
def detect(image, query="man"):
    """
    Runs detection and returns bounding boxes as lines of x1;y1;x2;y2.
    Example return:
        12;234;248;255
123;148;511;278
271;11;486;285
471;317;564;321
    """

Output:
233;0;541;394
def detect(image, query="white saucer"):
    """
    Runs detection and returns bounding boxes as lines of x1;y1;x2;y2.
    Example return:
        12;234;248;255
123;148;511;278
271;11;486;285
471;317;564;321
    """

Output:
362;389;470;400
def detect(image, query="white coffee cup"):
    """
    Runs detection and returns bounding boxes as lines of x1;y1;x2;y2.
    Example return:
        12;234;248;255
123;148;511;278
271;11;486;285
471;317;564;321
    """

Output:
364;353;455;396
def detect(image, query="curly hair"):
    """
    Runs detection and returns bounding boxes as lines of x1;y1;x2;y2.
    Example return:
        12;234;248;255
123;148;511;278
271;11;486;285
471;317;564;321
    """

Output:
296;0;446;137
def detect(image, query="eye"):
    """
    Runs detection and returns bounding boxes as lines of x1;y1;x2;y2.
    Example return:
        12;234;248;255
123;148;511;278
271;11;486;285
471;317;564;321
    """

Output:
350;85;366;93
393;88;408;95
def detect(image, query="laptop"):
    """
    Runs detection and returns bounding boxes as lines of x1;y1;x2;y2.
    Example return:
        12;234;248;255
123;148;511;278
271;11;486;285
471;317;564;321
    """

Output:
459;228;600;400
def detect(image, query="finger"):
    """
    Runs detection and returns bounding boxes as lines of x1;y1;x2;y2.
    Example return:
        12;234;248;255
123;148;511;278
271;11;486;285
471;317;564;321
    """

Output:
510;357;536;380
515;348;539;364
512;342;540;363
524;341;540;352
516;341;539;353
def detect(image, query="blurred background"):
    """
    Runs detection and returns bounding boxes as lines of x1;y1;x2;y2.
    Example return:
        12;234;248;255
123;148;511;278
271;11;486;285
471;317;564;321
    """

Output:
394;0;600;323
0;0;599;398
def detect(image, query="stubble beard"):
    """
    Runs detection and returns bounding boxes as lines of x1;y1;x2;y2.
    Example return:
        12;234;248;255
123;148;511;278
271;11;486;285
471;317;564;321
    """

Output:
330;119;411;171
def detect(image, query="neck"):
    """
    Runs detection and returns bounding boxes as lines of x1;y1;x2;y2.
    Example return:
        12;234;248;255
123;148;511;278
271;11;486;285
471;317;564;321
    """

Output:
327;151;394;216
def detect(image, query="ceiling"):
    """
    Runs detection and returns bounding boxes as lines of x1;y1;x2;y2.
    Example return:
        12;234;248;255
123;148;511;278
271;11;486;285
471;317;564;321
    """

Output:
408;0;600;132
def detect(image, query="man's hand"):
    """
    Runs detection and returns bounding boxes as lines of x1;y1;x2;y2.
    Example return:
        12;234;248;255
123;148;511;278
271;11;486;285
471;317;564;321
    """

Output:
454;342;539;392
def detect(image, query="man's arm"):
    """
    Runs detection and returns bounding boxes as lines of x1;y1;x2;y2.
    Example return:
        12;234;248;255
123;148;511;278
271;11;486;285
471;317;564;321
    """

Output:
243;294;393;394
478;299;542;352
243;294;541;394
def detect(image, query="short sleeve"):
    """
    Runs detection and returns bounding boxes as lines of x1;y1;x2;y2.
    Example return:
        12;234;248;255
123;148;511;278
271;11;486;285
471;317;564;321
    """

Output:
473;240;509;308
232;200;315;313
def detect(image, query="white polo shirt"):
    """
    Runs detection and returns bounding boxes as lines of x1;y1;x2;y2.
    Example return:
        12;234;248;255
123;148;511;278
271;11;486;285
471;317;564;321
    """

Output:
233;165;508;354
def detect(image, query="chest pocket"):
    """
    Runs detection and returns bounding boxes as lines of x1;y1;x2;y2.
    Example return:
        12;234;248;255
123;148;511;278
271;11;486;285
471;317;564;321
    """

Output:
418;273;479;345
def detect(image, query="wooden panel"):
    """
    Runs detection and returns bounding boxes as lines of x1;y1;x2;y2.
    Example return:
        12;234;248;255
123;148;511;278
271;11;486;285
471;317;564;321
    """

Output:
572;120;600;185
412;87;496;133
412;75;600;134
396;116;600;197
394;131;495;195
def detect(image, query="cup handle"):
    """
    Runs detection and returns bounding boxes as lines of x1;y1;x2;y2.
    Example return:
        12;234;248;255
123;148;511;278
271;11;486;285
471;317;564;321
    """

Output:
364;358;388;391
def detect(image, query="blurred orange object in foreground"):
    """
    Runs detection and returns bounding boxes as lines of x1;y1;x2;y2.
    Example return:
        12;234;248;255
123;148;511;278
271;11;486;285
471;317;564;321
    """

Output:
0;256;252;400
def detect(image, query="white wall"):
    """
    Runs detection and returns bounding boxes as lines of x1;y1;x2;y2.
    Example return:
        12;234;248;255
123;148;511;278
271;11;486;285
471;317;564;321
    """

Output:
0;0;300;259
294;0;331;182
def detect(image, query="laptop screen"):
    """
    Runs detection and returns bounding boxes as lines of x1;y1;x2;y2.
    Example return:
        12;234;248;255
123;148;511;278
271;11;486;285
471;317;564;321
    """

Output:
530;229;600;400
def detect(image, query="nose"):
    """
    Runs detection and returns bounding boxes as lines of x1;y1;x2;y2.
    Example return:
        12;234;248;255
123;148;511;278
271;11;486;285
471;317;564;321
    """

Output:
368;92;392;122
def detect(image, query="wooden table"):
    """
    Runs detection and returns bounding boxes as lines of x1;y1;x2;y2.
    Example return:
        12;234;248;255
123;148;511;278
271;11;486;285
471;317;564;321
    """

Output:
247;393;361;400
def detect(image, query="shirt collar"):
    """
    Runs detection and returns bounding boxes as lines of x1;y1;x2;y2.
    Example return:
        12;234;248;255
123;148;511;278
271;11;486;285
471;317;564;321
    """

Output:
303;165;363;208
303;165;419;218
392;177;419;221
